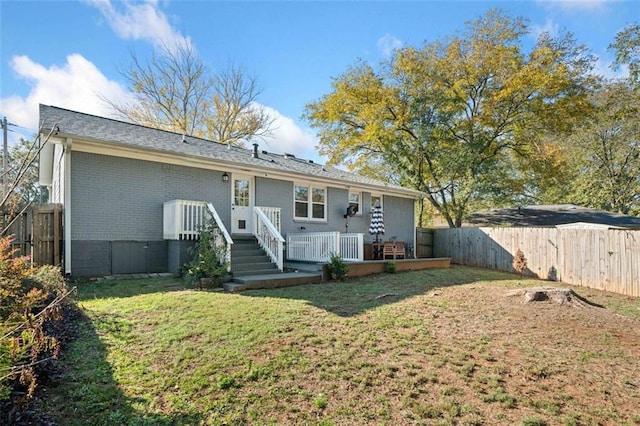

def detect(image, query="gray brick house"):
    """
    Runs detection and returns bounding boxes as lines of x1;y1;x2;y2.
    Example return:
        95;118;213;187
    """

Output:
38;105;422;277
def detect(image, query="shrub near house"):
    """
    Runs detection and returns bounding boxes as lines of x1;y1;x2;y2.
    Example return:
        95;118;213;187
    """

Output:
0;236;76;423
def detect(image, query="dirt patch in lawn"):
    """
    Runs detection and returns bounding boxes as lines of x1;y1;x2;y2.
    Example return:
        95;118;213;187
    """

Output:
427;286;639;409
244;281;640;425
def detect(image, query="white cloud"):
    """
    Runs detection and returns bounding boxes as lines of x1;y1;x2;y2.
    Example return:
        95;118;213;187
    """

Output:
259;106;324;163
0;54;133;133
535;0;611;12
84;0;191;52
0;55;323;163
531;19;560;40
592;56;629;80
377;34;403;58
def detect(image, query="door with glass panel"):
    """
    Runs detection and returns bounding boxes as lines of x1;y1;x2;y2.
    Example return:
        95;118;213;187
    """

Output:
231;175;253;234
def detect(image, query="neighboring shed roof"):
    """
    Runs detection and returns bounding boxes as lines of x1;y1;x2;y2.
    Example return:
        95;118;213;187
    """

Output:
465;204;640;228
40;104;421;197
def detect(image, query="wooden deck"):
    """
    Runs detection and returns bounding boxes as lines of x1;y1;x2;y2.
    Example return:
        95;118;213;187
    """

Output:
224;258;452;292
324;257;452;280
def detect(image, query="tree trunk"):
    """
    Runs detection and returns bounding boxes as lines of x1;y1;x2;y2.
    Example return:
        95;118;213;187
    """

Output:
506;287;598;308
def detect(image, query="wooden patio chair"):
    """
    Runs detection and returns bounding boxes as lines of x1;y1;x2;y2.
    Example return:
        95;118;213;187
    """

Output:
383;242;406;260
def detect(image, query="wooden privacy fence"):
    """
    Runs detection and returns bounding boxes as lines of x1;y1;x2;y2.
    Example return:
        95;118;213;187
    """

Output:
3;209;30;256
434;227;640;297
2;204;62;266
415;227;434;258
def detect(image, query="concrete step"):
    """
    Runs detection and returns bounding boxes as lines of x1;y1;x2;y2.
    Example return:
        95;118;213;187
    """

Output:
231;248;265;257
231;235;259;243
232;254;271;264
232;269;282;277
224;272;323;292
233;261;277;271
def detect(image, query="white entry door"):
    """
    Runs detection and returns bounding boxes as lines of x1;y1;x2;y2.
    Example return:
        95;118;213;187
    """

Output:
231;175;253;234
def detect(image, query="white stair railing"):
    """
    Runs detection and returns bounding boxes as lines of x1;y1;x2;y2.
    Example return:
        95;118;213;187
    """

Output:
206;203;234;267
256;206;281;233
253;206;284;271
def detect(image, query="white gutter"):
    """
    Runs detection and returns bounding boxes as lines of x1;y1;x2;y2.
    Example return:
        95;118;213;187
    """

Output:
63;135;425;200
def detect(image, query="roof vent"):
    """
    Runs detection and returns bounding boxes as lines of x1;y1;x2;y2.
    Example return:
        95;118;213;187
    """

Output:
284;153;296;159
252;143;259;159
181;134;187;143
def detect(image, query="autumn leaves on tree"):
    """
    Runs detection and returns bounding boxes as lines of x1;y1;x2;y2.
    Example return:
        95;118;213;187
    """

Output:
304;10;639;226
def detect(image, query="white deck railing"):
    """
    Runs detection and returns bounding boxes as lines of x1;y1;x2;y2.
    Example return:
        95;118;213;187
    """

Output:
163;200;234;268
287;232;364;262
340;233;364;261
163;200;207;240
163;199;233;245
254;206;284;271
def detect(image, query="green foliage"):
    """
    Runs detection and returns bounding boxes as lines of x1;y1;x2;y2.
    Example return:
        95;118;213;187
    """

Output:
182;220;229;287
562;81;640;215
304;9;595;227
609;23;640;87
326;253;348;281
522;417;547;426
313;392;328;409
385;261;397;274
0;236;72;405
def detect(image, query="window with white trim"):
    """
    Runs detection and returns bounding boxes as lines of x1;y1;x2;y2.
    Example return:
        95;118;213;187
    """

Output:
294;184;326;220
348;192;361;215
371;194;383;211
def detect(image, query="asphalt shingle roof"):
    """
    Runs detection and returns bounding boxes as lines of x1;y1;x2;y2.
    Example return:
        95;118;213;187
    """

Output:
40;104;419;196
466;204;640;228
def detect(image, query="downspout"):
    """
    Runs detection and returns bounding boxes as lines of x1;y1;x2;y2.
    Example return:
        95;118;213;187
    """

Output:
413;196;419;259
63;138;72;275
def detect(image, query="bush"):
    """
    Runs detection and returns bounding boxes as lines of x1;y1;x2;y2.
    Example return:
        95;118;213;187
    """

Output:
183;221;230;288
513;249;527;276
326;253;348;281
385;261;397;274
0;236;74;409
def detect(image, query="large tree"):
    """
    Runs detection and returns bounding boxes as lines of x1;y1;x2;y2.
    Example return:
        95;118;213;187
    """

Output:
565;81;640;215
609;22;639;87
107;42;274;145
304;10;594;227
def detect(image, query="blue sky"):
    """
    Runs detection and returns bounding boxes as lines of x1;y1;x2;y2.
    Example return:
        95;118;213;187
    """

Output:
1;0;637;162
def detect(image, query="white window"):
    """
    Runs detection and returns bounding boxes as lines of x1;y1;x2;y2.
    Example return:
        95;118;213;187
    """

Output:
348;192;361;216
294;184;326;220
371;194;383;212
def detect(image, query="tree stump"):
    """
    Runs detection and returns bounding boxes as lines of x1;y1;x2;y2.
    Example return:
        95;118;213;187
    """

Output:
506;287;596;308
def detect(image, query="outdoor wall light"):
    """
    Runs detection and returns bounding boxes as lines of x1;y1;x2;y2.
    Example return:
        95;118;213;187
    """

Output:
222;172;229;182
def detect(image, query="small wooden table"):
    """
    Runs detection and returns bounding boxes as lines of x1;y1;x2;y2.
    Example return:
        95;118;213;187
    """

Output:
372;243;384;260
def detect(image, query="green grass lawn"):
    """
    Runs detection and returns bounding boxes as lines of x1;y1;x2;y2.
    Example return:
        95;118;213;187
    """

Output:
40;266;640;425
